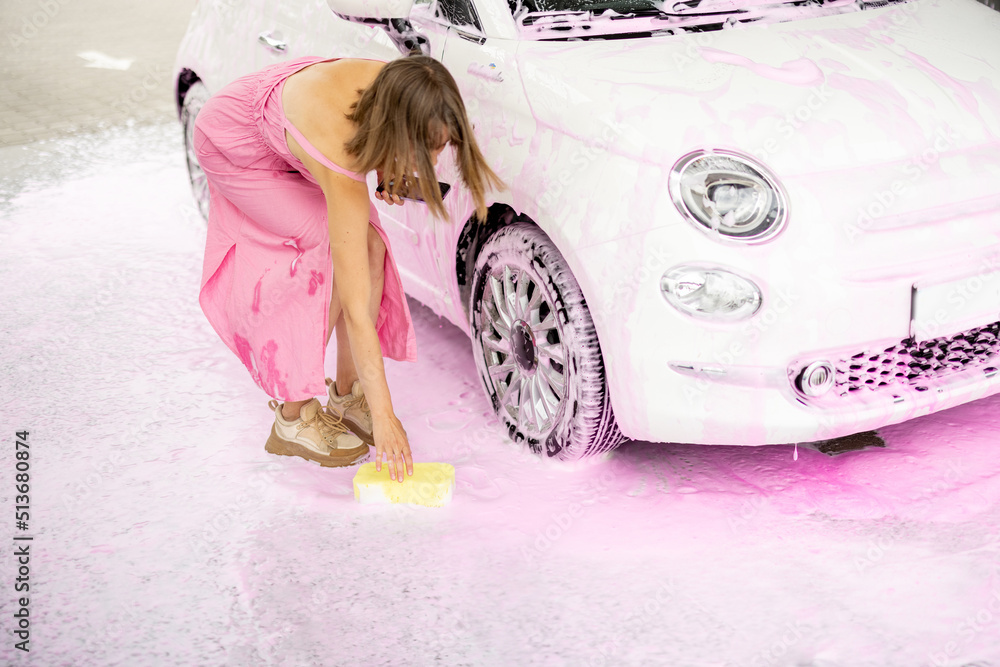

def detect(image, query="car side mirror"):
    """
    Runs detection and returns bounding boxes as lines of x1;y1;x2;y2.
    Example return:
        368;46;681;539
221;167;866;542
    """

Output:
326;0;429;56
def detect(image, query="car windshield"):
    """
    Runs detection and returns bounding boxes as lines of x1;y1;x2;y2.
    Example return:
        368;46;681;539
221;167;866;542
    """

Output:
511;0;912;37
518;0;842;13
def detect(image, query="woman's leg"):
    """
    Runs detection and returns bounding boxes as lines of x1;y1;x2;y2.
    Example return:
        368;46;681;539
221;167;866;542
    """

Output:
280;400;310;420
282;228;384;420
329;224;387;397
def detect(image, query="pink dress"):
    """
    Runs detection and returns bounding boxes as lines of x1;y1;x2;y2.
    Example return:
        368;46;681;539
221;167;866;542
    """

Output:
193;57;417;401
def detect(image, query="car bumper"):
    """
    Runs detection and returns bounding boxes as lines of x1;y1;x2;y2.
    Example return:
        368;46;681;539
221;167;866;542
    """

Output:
569;217;1000;445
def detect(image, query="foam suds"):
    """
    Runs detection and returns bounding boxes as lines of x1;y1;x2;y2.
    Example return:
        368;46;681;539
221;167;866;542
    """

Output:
1;106;998;664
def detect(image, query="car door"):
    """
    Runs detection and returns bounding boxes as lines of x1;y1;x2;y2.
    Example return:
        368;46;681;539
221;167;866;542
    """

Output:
382;0;535;329
260;0;402;65
368;0;455;316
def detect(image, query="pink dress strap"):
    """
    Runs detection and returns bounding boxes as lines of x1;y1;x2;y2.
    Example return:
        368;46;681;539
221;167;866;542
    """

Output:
282;119;367;183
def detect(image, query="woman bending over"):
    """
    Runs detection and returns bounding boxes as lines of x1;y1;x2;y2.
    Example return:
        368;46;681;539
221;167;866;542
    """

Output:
194;55;503;481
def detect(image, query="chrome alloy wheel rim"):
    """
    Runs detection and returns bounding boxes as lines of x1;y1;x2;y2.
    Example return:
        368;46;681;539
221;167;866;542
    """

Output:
479;264;567;439
184;99;210;221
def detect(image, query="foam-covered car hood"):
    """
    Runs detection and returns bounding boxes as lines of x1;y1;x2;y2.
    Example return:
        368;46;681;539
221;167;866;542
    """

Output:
515;0;1000;177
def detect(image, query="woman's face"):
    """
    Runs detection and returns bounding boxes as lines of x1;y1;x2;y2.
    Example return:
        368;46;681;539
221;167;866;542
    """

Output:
430;144;445;167
402;128;448;175
429;126;450;167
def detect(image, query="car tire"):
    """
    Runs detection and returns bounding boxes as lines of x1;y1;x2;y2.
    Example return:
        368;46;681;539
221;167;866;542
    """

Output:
181;80;211;221
469;221;625;460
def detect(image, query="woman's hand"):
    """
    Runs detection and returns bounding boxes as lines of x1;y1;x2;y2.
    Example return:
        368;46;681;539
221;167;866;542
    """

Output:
375;169;405;206
372;411;413;482
375;188;405;206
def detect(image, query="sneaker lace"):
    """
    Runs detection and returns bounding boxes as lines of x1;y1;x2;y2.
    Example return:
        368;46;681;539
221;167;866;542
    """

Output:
345;392;369;413
299;407;350;445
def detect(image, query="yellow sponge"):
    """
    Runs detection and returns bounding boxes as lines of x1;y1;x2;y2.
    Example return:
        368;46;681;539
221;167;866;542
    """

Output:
353;462;455;507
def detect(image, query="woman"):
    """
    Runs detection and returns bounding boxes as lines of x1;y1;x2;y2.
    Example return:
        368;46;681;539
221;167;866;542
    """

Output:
193;55;503;482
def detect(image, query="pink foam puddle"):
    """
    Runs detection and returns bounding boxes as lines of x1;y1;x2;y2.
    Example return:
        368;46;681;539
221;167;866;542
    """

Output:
5;122;1000;666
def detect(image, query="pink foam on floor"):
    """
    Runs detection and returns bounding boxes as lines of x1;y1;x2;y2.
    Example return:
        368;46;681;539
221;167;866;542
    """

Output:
1;124;998;666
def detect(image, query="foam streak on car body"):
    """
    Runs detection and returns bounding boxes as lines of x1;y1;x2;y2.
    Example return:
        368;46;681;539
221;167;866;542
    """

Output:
697;48;825;86
176;0;1000;448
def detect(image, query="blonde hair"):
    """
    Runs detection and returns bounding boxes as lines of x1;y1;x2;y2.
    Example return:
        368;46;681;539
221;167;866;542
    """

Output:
344;55;504;221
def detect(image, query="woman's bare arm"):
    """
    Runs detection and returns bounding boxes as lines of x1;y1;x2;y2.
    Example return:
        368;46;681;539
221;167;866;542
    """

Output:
282;61;410;479
315;165;413;481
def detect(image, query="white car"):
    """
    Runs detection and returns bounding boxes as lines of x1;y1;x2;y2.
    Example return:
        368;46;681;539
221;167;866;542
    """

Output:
175;0;1000;459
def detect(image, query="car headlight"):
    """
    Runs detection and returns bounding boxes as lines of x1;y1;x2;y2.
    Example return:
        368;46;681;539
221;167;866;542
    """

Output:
669;150;788;243
660;264;762;321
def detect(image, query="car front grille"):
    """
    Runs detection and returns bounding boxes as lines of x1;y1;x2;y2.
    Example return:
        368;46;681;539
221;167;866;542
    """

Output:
833;321;1000;395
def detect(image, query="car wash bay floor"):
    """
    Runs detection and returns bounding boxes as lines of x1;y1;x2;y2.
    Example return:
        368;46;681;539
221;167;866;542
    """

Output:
1;125;998;667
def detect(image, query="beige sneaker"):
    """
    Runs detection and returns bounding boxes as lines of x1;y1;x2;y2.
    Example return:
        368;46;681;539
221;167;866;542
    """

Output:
265;398;370;467
325;378;374;446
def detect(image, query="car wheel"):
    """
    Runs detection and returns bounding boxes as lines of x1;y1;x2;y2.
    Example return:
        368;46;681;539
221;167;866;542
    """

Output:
181;80;211;221
469;222;625;460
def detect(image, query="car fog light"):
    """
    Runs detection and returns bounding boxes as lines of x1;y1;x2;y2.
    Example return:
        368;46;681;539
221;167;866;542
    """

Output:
795;361;835;397
660;264;762;321
669;149;787;243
